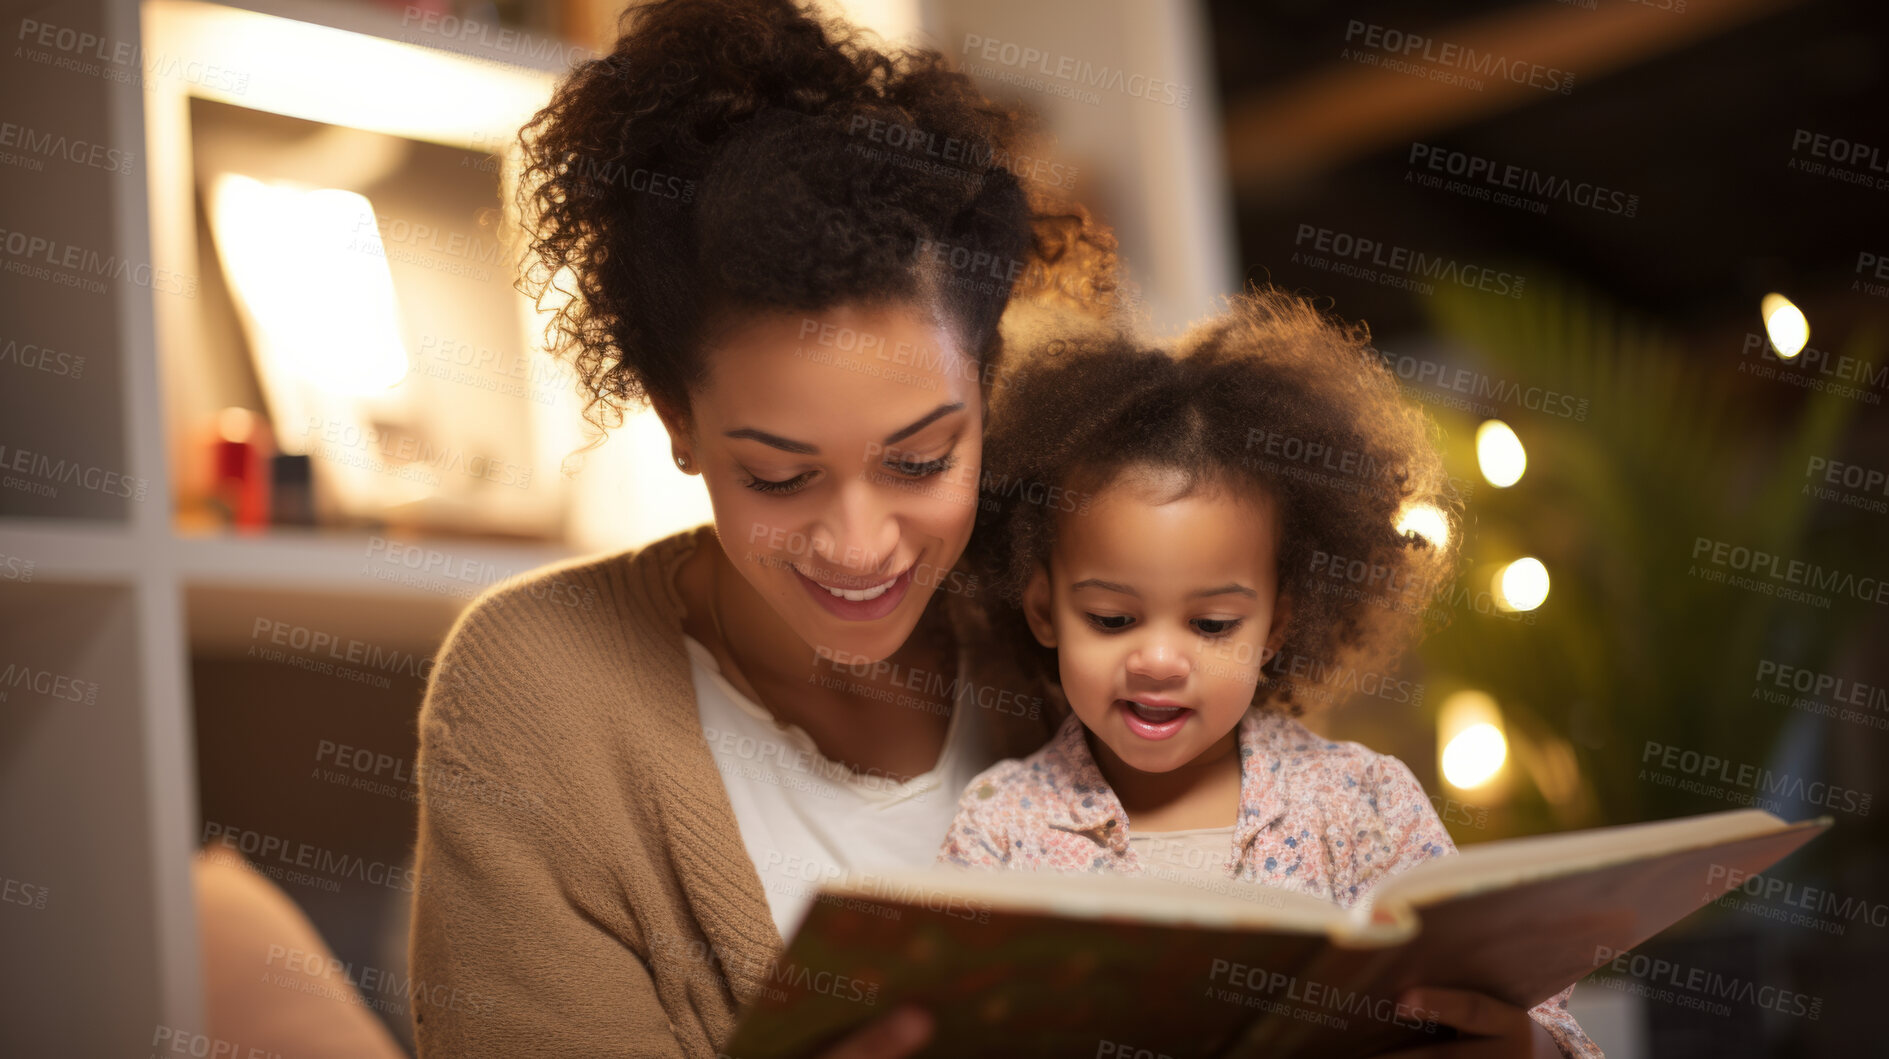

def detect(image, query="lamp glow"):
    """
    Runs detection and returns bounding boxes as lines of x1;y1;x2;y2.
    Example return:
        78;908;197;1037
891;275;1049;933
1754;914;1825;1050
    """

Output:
216;406;257;444
1761;293;1808;360
1442;722;1508;789
1476;419;1526;488
1494;557;1551;612
209;174;410;396
1437;690;1507;792
1395;502;1451;548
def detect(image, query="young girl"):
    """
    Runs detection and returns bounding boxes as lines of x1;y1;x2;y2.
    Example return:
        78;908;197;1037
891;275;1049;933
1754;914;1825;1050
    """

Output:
938;288;1602;1057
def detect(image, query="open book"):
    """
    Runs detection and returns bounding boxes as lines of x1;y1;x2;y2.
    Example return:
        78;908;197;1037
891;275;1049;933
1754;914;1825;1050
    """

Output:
724;808;1829;1058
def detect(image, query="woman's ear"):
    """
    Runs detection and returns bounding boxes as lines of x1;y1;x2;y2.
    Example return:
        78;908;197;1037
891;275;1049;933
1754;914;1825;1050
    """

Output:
1022;565;1057;648
650;396;695;470
651;395;685;436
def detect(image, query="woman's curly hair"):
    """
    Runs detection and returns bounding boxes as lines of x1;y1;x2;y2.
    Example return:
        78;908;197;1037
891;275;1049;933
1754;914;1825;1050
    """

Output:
970;286;1463;719
514;0;1119;434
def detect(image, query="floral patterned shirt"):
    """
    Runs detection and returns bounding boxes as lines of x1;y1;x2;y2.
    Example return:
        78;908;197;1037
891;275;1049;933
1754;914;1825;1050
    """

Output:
937;709;1604;1058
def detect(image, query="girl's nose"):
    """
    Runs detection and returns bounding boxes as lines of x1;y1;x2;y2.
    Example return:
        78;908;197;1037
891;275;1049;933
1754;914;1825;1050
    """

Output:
1126;636;1191;682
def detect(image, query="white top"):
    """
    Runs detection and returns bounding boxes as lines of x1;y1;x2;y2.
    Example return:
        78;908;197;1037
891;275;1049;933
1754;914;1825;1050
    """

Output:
1128;825;1238;890
684;633;995;941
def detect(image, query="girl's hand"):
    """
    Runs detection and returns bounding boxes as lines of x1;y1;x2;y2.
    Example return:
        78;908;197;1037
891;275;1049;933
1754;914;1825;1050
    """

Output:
1374;988;1561;1058
811;1005;933;1059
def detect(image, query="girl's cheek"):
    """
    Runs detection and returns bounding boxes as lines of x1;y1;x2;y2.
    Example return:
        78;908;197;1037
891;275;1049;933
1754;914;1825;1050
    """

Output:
1061;640;1109;689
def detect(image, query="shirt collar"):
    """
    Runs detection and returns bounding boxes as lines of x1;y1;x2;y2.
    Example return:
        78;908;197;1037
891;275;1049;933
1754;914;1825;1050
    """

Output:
1039;712;1131;852
1043;709;1289;857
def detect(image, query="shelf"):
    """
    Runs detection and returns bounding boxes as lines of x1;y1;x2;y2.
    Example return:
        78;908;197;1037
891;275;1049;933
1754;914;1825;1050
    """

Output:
0;517;576;596
171;527;577;593
0;581;167;1052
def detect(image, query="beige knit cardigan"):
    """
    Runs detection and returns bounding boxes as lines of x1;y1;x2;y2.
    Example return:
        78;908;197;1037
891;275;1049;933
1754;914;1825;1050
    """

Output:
408;523;1052;1056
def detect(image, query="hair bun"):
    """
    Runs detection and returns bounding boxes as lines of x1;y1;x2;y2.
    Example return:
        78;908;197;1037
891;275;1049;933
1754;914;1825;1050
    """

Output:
518;0;1118;429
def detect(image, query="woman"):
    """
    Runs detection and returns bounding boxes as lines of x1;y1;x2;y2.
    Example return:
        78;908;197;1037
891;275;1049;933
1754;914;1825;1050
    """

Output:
406;1;1113;1055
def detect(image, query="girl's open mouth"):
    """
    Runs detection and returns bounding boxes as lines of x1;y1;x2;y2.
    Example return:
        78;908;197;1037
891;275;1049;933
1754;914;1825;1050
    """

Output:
1117;699;1191;741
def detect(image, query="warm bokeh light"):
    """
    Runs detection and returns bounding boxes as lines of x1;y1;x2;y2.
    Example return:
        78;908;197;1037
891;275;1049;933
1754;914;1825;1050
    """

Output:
149;0;557;150
1395;501;1451;549
215;406;256;444
1442;722;1509;790
209;174;411;397
1494;557;1551;612
1438;691;1508;791
1761;292;1809;360
1475;419;1527;488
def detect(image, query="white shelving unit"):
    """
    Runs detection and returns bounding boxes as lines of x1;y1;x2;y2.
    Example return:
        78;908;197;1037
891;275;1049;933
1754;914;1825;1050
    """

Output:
0;1;591;1051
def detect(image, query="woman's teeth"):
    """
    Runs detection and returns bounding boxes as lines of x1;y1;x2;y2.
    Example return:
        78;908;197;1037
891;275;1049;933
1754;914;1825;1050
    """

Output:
816;575;896;601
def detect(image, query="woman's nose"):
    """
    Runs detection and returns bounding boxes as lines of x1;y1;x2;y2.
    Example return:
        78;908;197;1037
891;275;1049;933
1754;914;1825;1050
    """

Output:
809;476;899;575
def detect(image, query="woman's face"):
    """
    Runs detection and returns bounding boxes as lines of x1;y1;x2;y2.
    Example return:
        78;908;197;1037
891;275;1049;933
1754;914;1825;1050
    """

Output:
669;302;985;665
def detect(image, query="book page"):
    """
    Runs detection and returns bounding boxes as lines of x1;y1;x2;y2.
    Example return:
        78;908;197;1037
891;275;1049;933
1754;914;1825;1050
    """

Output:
1368;807;1801;910
826;864;1350;933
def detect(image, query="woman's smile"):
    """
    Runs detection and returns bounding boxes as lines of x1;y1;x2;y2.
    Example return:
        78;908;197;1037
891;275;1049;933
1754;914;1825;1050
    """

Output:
792;561;915;620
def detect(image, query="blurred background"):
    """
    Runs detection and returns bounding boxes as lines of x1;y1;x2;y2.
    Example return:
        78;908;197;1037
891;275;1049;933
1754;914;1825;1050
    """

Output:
1;0;1883;1055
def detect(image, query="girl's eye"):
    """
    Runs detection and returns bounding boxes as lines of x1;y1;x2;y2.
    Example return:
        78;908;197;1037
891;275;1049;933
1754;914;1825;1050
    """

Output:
1084;613;1133;632
743;470;815;496
1193;618;1243;637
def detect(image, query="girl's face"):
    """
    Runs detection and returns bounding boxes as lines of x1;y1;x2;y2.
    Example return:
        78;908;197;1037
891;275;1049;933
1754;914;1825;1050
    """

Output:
1023;467;1289;776
663;302;984;665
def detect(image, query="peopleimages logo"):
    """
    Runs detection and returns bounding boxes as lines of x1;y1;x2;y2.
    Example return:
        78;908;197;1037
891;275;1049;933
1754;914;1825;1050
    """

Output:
847;115;1078;192
1378;351;1589;422
1706;863;1889;934
1641;740;1871;817
200;822;418;894
0;661;99;704
1405;142;1638;218
1690;536;1889;608
1342;20;1574;95
1791;129;1887;171
1292;224;1525;299
960;34;1192;109
399;6;596;67
0;444;148;500
0;226;198;297
0;119;135;175
1591;945;1822;1020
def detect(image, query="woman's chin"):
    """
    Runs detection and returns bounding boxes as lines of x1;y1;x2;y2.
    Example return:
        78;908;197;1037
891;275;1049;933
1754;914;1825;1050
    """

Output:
792;592;928;667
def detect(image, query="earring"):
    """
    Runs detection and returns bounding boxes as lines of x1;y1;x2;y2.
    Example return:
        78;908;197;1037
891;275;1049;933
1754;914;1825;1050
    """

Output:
674;453;691;471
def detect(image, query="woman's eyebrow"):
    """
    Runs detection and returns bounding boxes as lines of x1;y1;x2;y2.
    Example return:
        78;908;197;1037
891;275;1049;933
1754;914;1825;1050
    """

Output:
722;428;816;454
884;402;965;444
724;402;967;454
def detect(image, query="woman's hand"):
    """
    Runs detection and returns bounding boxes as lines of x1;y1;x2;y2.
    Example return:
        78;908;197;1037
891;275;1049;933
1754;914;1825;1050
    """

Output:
812;1006;933;1059
1373;988;1561;1058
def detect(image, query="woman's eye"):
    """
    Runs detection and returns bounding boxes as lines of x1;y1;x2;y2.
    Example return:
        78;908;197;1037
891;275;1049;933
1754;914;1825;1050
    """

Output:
1085;613;1133;631
885;452;956;479
743;470;814;496
1193;618;1242;637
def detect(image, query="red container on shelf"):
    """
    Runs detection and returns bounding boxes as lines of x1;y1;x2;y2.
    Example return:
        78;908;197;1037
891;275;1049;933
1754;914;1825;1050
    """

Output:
209;407;272;531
